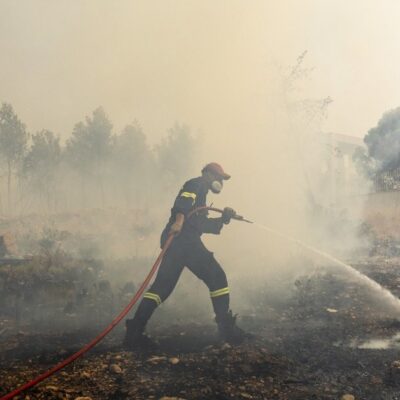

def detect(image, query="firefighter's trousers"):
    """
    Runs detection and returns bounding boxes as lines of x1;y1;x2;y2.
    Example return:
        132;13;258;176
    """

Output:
130;236;229;330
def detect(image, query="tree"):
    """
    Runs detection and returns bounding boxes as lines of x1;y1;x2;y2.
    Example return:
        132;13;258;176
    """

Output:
281;52;333;212
0;103;28;213
22;130;61;211
364;107;400;173
65;107;113;206
156;123;199;190
111;121;154;206
352;146;376;178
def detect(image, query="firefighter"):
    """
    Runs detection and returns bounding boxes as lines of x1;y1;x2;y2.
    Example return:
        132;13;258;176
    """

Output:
124;162;248;349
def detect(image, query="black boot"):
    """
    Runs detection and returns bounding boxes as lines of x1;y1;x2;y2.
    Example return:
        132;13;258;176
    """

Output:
123;318;158;351
216;311;250;345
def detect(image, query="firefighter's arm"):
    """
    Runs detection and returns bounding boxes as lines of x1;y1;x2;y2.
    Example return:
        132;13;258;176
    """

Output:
172;180;200;215
199;207;237;235
169;213;185;236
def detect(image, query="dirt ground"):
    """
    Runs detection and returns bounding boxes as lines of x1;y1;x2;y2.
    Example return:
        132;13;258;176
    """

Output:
2;257;400;400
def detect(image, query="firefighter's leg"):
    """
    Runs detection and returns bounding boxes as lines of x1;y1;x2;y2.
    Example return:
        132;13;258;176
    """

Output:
186;246;229;316
186;242;248;344
124;243;185;349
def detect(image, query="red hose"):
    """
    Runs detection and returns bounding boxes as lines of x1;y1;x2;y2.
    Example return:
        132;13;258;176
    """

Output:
1;234;175;400
1;206;247;399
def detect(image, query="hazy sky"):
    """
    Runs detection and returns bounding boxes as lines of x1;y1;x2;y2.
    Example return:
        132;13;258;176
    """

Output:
1;0;400;143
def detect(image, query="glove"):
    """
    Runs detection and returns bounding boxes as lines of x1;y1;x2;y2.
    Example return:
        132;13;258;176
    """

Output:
221;207;236;224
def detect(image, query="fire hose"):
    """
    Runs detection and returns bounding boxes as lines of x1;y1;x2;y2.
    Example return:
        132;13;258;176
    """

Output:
1;206;251;400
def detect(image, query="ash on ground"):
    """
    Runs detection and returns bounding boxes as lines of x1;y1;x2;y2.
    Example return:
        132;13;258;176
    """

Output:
2;254;400;399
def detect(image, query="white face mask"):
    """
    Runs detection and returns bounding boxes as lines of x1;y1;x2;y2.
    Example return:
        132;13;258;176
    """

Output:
210;180;223;194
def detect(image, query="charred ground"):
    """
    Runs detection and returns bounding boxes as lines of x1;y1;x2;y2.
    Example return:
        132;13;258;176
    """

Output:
2;255;400;400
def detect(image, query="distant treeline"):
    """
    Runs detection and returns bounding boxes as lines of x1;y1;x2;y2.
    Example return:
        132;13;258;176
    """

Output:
0;103;201;215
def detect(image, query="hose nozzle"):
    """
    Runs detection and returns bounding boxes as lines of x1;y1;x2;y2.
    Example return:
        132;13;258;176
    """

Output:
232;214;253;224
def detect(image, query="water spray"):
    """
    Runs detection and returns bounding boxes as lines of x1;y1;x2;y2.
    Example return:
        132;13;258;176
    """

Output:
254;223;400;313
193;207;400;313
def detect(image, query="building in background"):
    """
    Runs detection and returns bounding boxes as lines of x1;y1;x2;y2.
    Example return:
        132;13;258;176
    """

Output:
320;132;365;205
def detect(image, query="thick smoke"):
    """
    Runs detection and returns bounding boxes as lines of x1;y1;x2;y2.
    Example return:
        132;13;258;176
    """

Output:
0;1;382;329
0;51;372;329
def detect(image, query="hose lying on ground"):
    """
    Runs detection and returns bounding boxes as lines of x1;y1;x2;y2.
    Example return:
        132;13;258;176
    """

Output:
0;234;175;400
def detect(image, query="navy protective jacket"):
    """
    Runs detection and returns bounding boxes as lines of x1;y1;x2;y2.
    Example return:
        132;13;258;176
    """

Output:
161;176;223;246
